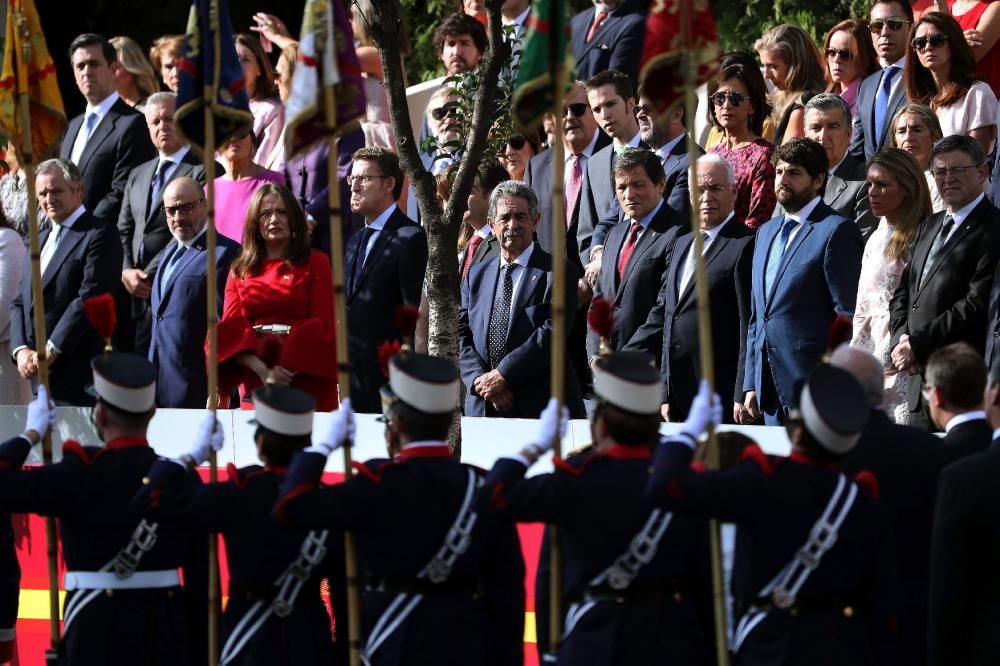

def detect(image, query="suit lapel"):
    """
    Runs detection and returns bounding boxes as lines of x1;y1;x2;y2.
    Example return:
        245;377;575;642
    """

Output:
159;240;203;307
477;259;502;359
135;161;157;225
911;213;943;292
42;224;86;289
769;220;813;301
512;252;545;316
672;234;695;306
617;223;657;298
917;206;979;295
77;112;115;174
355;215;397;292
576;10;623;60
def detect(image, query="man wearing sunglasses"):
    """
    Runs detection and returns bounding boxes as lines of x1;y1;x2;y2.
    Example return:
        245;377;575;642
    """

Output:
850;0;913;160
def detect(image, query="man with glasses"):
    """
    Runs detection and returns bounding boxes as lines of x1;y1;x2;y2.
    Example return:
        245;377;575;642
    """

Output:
148;177;238;408
346;147;428;413
889;135;1000;428
10;159;121;406
119;92;218;357
850;0;913;160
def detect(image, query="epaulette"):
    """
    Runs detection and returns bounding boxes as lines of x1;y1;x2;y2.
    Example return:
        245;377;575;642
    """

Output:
853;470;880;499
63;440;105;466
227;464;268;490
739;444;775;476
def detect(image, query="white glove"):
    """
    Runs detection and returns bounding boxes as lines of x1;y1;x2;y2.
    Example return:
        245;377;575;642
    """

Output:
24;385;55;440
309;398;355;457
680;380;722;444
533;397;569;454
184;413;224;465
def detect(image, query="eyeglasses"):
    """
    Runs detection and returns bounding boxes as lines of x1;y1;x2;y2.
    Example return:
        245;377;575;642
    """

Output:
710;91;745;107
930;164;981;179
430;106;457;121
163;200;204;217
563;102;588;117
869;16;910;33
347;174;388;187
825;48;852;61
912;33;948;52
507;135;526;150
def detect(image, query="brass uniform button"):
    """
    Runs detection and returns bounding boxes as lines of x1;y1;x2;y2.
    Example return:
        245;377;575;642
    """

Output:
673;591;682;602
788;607;799;617
105;589;114;598
842;606;854;618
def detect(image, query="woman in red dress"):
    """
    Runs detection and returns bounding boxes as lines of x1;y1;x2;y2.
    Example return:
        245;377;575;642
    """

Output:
215;183;339;410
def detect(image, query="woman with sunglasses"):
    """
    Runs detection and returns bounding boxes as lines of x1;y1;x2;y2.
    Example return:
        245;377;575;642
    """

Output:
755;24;827;145
946;0;1000;96
500;133;540;182
889;103;947;212
707;63;777;229
904;12;999;156
704;52;777;149
822;19;880;116
852;148;931;424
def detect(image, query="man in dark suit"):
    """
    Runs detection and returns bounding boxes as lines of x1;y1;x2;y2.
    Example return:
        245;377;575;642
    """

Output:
345;148;427;413
119;92;216;357
743;139;863;424
148;177;238;408
890;135;1000;427
587;149;681;361
849;0;911;160
831;344;948;666
928;365;1000;666
925;343;991;459
801;93;876;239
570;0;646;84
636;89;700;223
10;159;121;405
626;154;753;423
459;181;585;418
60;33;155;223
578;70;644;283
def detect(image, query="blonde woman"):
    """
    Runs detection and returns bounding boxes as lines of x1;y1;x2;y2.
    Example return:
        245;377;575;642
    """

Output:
889;103;946;212
755;24;827;145
110;36;159;111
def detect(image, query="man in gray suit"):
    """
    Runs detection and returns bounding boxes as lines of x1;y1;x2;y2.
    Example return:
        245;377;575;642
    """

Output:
802;93;876;240
849;0;911;160
118;92;215;356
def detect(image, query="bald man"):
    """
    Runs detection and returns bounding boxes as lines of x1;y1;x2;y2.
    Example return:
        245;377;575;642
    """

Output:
148;177;239;407
831;344;947;666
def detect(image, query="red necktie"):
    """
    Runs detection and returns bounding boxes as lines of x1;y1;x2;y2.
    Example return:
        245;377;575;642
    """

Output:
565;154;583;228
587;10;608;42
616;222;642;283
462;234;484;281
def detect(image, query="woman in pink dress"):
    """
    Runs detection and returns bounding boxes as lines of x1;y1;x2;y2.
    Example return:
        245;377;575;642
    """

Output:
235;33;286;170
213;129;285;243
852;148;931;424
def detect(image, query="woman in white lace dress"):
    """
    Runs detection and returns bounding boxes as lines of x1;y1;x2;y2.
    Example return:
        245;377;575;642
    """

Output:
852;148;931;423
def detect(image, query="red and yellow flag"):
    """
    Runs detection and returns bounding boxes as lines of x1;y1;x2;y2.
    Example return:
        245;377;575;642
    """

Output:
639;0;721;122
0;0;66;158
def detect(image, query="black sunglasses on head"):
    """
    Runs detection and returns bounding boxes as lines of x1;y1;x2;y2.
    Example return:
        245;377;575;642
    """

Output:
912;33;948;51
563;102;588;118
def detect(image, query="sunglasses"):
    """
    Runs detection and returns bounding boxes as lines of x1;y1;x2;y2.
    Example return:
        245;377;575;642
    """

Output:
430;105;456;121
825;48;852;60
507;135;527;150
912;33;948;52
869;17;910;33
710;91;745;107
563;102;588;117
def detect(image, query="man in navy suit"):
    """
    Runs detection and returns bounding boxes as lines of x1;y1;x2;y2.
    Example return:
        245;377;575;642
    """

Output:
635;89;699;222
459;181;585;418
345;148;428;413
849;0;911;160
743;139;863;424
570;0;646;84
148;177;238;408
587;149;682;362
119;92;217;358
60;33;155;224
627;154;754;423
10;159;121;406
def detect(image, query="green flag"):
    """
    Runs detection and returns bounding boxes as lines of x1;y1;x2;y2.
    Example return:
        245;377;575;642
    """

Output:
511;0;575;131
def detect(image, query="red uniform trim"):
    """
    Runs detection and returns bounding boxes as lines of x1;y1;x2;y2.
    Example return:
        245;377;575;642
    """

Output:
62;440;93;464
105;436;149;450
398;445;452;461
491;482;508;510
351;460;384;483
788;450;837;470
553;456;584;476
273;480;319;524
603;444;653;460
853;470;880;499
227;463;271;490
740;444;775;475
690;461;707;473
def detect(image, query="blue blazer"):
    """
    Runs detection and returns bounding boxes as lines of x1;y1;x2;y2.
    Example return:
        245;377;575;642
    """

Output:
149;234;239;408
459;245;585;418
743;202;863;411
849;67;908;161
10;212;122;405
570;0;646;84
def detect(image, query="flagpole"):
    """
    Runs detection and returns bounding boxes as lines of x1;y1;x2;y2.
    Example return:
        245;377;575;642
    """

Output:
321;78;363;666
680;0;729;662
204;2;222;664
13;25;62;661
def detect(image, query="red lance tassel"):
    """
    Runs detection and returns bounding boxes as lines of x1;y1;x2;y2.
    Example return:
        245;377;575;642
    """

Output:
83;293;116;352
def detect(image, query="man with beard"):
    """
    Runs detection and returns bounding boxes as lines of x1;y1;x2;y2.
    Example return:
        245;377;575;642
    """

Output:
742;138;863;424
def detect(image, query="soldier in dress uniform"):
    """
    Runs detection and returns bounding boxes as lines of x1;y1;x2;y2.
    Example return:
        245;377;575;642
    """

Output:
477;352;714;665
130;386;348;666
0;355;208;665
646;368;896;665
273;354;525;665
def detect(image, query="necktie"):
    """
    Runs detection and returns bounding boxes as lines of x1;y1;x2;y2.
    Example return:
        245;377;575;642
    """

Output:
40;225;62;275
160;244;188;290
764;218;797;299
149;159;173;210
616;222;643;283
488;264;516;368
565;154;584;227
352;226;376;290
462;234;484;281
70;112;99;165
587;10;608;42
678;232;710;296
919;215;954;289
873;66;899;143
